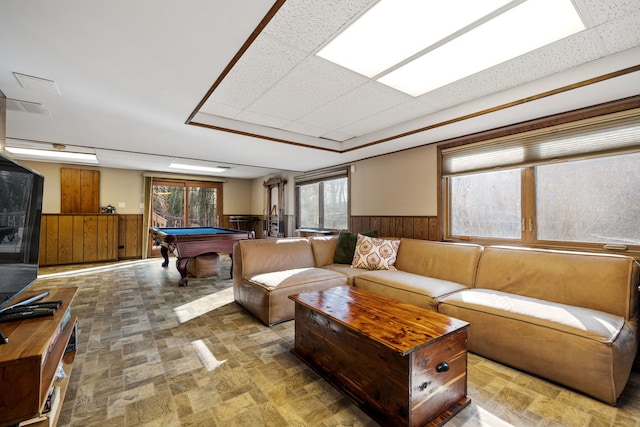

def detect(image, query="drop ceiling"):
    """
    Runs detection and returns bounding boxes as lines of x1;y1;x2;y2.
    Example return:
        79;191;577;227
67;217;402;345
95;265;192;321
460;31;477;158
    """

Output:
1;0;639;179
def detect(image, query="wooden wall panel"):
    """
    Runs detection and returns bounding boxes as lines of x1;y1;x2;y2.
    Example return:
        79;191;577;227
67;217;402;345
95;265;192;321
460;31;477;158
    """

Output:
83;216;98;262
109;215;119;260
60;168;81;213
60;168;99;213
350;216;439;241
81;169;100;213
44;215;58;265
57;215;74;264
72;215;84;262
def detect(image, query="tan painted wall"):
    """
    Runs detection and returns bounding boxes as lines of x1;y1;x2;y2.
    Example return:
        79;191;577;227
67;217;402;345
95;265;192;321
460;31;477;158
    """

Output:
21;160;254;216
22;142;439;218
350;144;438;216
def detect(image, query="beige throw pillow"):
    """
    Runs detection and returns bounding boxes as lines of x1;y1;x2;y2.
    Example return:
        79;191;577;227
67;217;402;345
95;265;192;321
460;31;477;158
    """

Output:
351;234;400;270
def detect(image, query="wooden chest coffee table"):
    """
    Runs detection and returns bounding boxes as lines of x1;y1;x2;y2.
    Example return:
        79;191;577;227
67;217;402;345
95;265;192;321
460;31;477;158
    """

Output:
289;286;470;427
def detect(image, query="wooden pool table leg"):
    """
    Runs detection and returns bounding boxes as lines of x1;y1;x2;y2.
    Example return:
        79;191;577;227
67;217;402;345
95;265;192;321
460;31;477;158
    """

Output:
176;257;190;286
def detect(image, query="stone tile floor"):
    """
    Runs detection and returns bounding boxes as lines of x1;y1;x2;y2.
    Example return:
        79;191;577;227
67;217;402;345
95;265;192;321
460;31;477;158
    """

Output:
33;256;640;426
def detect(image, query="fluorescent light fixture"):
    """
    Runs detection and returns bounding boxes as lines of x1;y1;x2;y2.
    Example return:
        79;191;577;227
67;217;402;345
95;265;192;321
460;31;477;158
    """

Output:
169;163;229;173
378;0;585;96
5;147;98;163
317;0;512;78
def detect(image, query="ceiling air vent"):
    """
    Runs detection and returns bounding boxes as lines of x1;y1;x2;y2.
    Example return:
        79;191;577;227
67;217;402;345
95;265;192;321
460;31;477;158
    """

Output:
6;99;50;115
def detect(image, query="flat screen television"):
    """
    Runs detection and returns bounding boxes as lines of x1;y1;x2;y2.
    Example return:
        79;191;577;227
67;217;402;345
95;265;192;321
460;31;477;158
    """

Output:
0;151;44;309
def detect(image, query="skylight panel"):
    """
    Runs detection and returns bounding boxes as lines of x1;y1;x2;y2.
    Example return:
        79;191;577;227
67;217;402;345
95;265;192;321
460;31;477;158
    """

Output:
378;0;585;96
317;0;513;78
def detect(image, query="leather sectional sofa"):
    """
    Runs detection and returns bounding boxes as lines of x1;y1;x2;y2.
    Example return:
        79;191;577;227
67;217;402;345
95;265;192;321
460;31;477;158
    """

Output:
232;235;640;405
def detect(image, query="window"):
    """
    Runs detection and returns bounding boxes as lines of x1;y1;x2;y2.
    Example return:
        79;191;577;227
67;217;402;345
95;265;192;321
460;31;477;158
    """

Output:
449;169;521;239
536;153;640;244
443;108;640;253
296;171;348;230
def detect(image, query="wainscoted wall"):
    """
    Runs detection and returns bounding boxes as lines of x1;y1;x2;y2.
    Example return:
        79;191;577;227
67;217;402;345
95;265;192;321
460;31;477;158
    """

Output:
349;216;439;241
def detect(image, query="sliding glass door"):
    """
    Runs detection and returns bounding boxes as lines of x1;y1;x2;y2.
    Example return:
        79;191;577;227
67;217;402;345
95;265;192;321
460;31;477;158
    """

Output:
148;178;223;258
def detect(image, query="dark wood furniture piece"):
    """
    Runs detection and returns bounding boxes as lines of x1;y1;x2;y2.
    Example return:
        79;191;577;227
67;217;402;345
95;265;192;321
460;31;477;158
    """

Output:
289;286;470;427
0;287;78;427
150;226;254;286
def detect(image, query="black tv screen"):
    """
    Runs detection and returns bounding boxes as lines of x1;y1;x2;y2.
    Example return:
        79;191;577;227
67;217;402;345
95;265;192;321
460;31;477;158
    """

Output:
0;152;44;309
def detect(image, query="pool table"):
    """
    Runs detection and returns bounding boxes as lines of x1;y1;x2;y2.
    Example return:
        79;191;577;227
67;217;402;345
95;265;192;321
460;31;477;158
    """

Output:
150;226;254;286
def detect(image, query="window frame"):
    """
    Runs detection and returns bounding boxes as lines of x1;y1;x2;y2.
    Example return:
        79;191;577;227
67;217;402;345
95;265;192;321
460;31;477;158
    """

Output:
439;101;640;258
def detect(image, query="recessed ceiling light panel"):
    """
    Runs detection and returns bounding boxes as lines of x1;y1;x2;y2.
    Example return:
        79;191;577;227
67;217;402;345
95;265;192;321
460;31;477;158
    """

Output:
378;0;585;96
317;0;513;78
5;147;98;163
169;162;229;173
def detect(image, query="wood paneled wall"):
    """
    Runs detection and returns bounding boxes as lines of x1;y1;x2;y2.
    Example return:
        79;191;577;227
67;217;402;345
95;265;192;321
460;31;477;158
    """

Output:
40;214;143;266
60;168;100;213
349;216;440;241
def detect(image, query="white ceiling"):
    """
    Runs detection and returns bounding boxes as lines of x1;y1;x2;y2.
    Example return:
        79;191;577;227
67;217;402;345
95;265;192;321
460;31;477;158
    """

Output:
1;0;639;179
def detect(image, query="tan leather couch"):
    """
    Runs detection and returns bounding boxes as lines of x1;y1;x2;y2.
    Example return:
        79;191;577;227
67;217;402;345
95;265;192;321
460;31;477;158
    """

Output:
232;238;347;326
232;235;639;405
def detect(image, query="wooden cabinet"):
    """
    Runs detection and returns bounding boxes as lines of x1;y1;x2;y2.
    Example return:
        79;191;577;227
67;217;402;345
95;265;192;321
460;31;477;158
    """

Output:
60;168;100;214
39;214;143;266
40;214;118;266
118;214;143;259
0;287;78;427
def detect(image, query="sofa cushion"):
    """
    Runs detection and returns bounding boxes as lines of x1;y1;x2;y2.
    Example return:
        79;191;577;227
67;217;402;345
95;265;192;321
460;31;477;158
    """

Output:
474;246;639;320
438;288;633;404
322;263;369;285
238;267;348;326
351;234;400;270
309;235;339;266
333;230;378;264
248;267;344;290
439;289;624;343
239;238;315;278
395;239;483;288
354;270;467;311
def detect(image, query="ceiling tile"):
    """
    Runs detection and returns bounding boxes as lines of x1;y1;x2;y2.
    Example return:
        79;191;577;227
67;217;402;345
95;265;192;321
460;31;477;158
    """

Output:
235;109;291;129
246;55;369;120
576;0;640;25
320;130;356;142
281;121;331;138
337;99;440;137
264;0;377;52
198;101;243;119
297;81;411;130
597;9;640;53
206;32;308;110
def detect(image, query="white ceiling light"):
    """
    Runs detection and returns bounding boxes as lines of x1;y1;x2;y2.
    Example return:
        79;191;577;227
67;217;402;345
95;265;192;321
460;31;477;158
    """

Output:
5;147;99;163
169;163;229;173
317;0;513;78
378;0;585;96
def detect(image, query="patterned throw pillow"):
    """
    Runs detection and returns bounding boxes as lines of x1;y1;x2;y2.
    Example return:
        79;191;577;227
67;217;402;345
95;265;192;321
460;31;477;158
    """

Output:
351;234;400;270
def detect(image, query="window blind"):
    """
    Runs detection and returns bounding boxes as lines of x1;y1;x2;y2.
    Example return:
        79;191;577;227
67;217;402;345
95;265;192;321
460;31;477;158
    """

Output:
294;167;349;185
441;109;640;176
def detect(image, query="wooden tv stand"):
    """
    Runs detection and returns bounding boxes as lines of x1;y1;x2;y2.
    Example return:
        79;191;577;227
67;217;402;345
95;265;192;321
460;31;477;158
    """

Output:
0;287;78;427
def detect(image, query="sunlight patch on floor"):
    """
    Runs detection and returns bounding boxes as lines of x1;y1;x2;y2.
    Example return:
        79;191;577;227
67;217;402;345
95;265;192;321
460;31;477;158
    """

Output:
192;339;227;371
174;287;234;323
